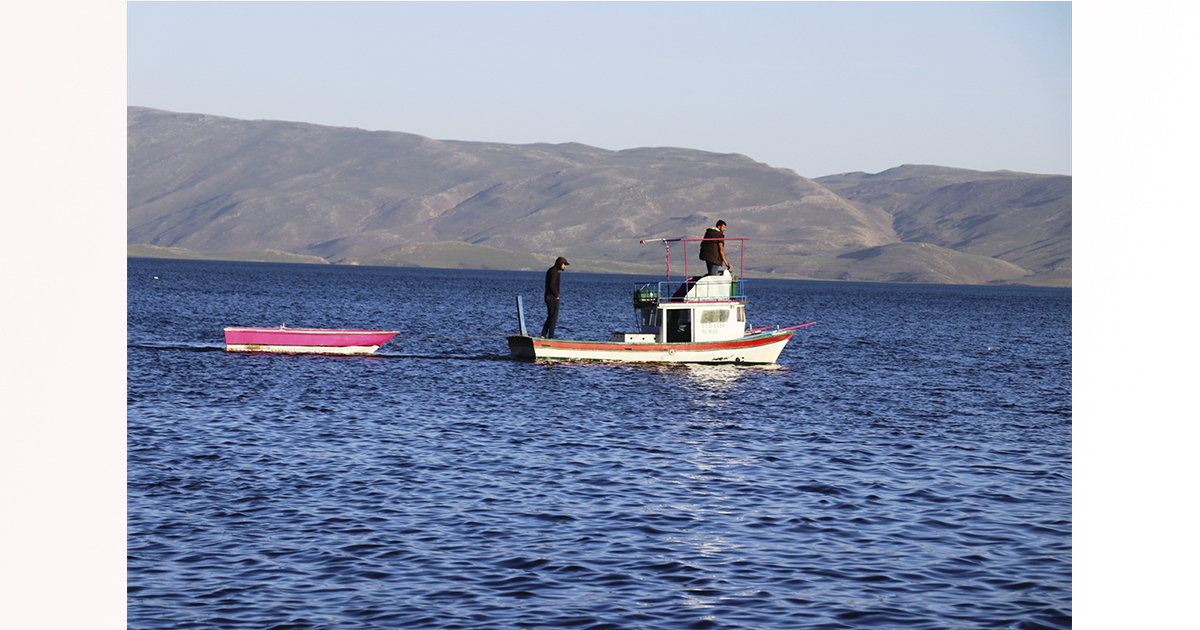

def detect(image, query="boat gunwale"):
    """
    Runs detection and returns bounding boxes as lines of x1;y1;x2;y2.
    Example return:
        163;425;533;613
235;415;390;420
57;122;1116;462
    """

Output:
223;327;401;335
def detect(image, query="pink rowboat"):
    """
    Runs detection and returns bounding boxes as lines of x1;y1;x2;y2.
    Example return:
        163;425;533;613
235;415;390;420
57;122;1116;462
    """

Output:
223;326;400;355
507;237;814;364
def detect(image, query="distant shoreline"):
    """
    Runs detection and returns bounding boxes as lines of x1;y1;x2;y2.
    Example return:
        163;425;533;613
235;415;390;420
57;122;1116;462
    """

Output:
127;252;1070;288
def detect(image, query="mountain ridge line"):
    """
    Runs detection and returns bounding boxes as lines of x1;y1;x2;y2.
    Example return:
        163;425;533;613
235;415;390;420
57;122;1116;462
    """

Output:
128;106;1070;286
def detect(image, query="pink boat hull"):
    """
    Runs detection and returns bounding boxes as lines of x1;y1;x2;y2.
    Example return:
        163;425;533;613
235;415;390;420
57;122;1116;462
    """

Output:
223;327;400;355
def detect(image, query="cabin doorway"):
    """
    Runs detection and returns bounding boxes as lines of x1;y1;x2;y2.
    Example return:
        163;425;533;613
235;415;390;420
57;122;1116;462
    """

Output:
666;308;691;343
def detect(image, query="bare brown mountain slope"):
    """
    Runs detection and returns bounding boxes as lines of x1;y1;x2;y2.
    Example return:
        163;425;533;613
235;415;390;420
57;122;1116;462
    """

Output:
129;107;893;263
129;108;1070;285
815;165;1071;276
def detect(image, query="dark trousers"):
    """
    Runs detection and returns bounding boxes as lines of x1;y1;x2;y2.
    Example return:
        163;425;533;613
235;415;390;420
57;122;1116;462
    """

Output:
541;295;560;338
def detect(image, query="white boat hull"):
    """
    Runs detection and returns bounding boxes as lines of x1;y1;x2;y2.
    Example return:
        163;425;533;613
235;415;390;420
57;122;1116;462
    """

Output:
507;330;794;364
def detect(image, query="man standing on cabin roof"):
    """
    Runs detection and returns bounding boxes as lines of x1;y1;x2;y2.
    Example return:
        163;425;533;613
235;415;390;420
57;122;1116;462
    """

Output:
541;256;569;338
699;220;730;275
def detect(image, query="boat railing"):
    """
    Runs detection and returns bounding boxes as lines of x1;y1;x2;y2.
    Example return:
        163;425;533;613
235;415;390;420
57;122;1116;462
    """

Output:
634;278;746;306
639;236;749;280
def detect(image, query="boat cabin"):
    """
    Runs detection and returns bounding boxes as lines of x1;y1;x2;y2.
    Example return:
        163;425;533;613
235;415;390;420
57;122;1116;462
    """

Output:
611;270;747;344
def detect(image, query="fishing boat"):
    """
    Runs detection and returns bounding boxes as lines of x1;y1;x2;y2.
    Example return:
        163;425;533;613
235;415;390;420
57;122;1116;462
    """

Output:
223;326;400;355
506;237;813;364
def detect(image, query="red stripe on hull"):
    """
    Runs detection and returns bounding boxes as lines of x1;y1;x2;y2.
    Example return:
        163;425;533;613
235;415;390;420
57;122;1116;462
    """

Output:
531;333;792;353
507;330;796;364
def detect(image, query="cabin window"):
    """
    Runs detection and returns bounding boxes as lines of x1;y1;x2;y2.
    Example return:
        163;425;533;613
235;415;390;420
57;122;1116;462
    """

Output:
637;308;657;328
666;309;691;343
700;309;730;324
737;306;745;322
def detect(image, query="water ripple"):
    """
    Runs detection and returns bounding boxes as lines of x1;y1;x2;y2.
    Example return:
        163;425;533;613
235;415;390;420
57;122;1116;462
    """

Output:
128;260;1071;629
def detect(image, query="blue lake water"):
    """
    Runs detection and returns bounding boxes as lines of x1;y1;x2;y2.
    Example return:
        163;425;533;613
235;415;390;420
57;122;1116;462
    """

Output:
127;257;1071;629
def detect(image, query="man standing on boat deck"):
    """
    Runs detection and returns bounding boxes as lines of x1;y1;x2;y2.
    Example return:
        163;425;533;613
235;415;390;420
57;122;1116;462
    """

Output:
541;256;569;338
699;220;731;275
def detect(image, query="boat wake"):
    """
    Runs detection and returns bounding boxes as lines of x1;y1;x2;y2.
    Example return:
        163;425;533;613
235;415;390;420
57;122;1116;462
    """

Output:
128;343;514;362
374;352;519;362
127;342;226;352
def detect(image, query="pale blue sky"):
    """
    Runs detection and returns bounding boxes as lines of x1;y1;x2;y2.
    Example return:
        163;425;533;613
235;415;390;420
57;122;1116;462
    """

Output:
127;1;1071;177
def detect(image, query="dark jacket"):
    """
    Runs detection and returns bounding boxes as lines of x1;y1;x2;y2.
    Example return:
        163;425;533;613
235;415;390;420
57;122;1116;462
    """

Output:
545;265;561;299
699;228;725;264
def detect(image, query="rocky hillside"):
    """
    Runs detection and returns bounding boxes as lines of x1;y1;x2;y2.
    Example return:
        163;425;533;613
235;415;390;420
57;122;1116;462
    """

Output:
128;107;1070;286
815;165;1071;285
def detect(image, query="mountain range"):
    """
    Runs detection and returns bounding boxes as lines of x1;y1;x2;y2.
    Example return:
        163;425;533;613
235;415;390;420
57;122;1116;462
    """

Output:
128;106;1070;286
